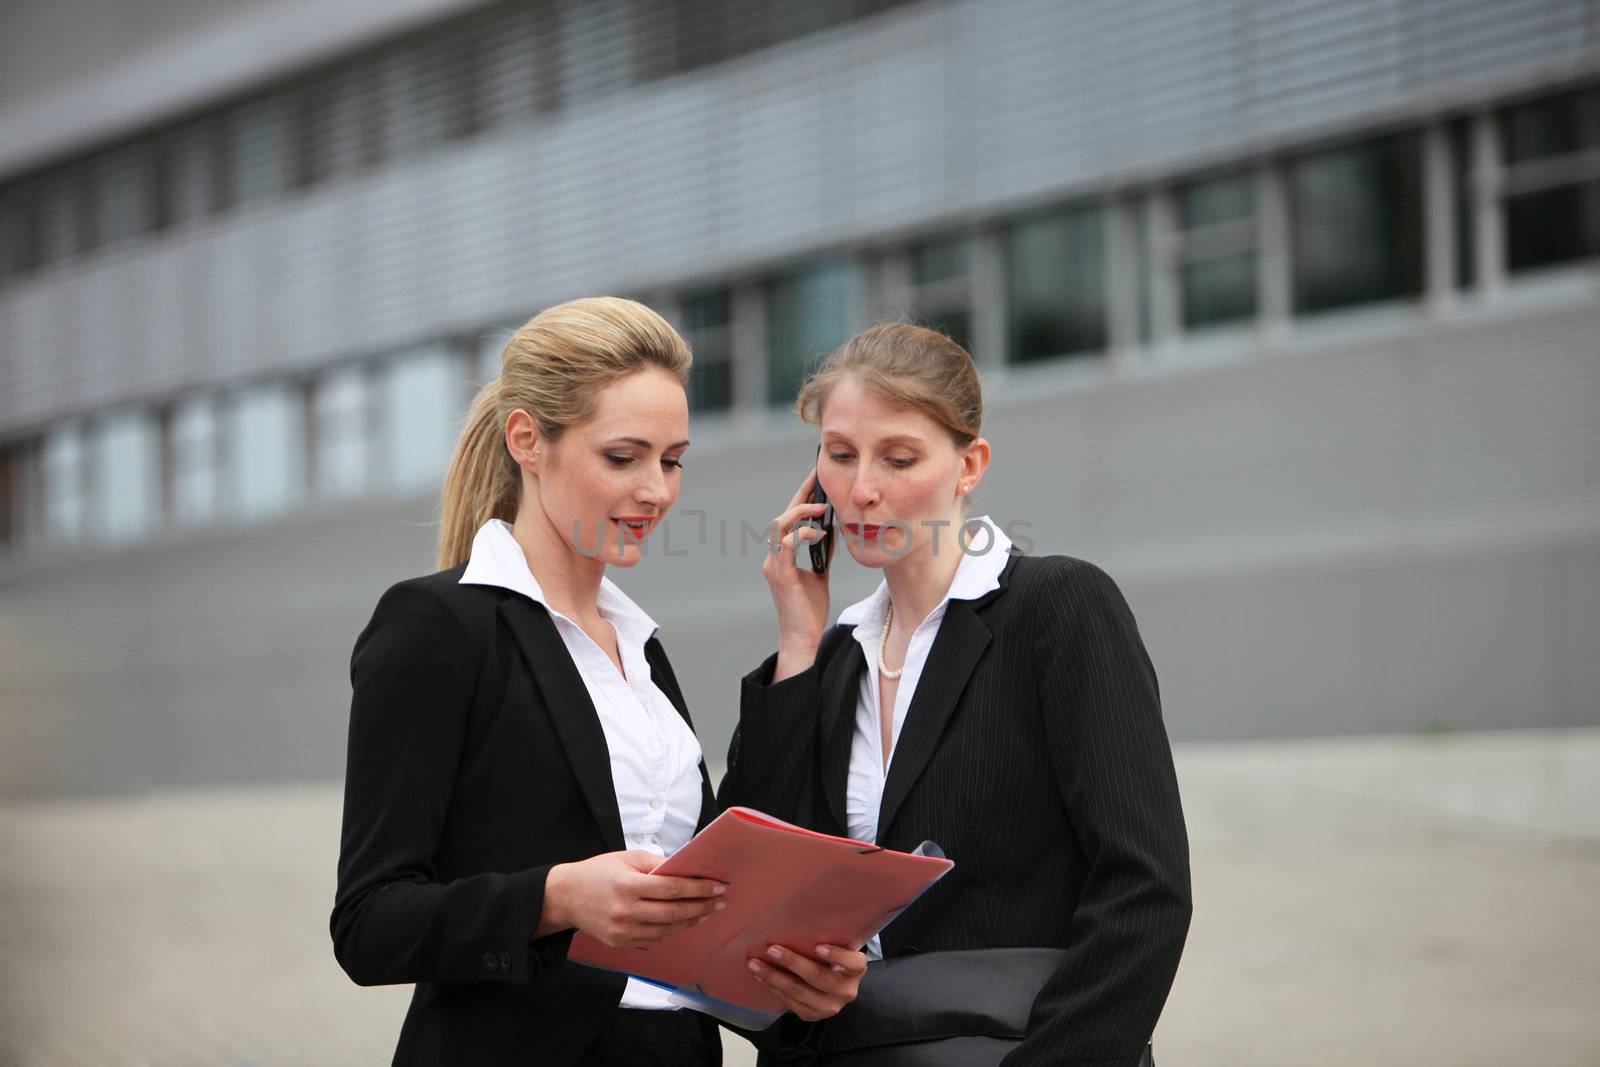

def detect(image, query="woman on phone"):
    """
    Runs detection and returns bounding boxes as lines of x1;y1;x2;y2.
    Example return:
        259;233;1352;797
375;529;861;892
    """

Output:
331;298;864;1066
720;324;1192;1066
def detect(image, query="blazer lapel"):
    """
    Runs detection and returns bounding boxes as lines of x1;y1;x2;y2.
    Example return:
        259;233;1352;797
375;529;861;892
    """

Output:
498;596;626;853
645;637;718;832
819;634;865;834
875;592;998;840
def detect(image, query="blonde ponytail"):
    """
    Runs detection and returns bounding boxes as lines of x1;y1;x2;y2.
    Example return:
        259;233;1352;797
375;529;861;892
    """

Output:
436;380;520;570
435;297;692;571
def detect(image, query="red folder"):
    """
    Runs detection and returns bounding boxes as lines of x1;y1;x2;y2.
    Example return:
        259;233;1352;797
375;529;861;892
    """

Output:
567;806;954;1028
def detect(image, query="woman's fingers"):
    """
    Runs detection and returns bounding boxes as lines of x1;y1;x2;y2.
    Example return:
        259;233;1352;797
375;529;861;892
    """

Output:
628;896;724;925
813;944;868;977
630;872;727;902
746;944;860;1020
768;502;828;562
759;944;860;991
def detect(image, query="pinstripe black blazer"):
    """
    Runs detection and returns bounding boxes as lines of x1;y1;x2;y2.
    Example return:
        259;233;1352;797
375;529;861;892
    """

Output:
718;551;1191;1067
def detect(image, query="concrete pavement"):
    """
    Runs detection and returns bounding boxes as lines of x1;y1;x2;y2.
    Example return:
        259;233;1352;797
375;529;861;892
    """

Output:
2;729;1596;1065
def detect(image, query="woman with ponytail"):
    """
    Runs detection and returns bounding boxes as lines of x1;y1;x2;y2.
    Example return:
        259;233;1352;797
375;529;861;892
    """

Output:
332;298;864;1066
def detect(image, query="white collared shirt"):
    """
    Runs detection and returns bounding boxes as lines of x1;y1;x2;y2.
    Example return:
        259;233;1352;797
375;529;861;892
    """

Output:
835;516;1013;958
460;518;704;1010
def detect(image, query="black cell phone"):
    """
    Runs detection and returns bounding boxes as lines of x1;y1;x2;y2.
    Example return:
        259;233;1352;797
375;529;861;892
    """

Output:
806;447;835;575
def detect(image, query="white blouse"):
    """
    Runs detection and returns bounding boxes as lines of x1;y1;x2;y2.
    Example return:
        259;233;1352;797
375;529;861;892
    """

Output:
834;516;1013;958
460;518;705;1010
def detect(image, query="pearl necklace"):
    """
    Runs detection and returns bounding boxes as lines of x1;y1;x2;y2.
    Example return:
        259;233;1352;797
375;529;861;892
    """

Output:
878;600;903;679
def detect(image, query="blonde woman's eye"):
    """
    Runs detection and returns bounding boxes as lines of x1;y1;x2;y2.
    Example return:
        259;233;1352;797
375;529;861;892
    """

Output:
829;452;854;463
604;454;632;467
888;456;916;469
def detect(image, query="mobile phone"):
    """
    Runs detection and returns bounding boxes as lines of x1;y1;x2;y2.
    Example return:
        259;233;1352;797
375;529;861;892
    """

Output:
806;448;835;575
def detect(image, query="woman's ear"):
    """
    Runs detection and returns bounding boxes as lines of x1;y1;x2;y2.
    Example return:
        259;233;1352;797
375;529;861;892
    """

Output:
505;409;543;474
957;436;991;497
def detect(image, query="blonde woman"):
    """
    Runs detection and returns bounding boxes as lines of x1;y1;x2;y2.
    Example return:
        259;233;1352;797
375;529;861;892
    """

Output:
721;324;1191;1066
332;298;864;1066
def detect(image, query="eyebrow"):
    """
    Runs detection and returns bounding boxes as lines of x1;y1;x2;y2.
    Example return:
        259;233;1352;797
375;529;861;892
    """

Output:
607;436;691;450
823;431;925;447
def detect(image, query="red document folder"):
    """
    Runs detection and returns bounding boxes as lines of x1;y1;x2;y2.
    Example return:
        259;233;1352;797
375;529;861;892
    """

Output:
567;806;954;1028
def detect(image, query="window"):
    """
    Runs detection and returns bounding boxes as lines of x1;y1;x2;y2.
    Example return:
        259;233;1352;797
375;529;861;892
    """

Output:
767;258;860;406
91;409;160;545
909;236;972;351
169;396;219;527
41;425;86;546
1449;117;1476;289
225;383;302;520
230;100;290;207
1289;134;1423;313
379;347;464;493
680;290;734;412
290;83;339;192
312;367;370;500
1004;205;1107;362
0;444;24;553
1175;172;1258;329
94;145;155;246
1499;87;1600;273
0;182;45;278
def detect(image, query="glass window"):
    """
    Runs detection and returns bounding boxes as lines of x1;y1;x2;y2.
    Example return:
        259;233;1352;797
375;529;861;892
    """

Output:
42;425;85;546
0;444;23;552
767;258;860;406
476;323;520;387
380;347;464;493
91;409;160;545
230;100;289;207
226;383;302;520
0;183;44;277
909;236;972;351
290;84;339;192
1449;117;1476;289
1500;88;1600;274
1176;172;1258;329
313;367;369;500
95;145;153;246
1289;134;1424;313
1004;205;1107;362
681;289;733;412
170;396;218;526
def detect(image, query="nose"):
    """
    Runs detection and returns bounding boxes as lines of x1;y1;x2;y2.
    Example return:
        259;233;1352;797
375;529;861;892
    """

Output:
637;462;673;510
848;469;880;512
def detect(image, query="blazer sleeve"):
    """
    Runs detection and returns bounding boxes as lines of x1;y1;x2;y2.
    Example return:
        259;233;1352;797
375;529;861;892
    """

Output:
715;629;841;826
1003;560;1193;1067
330;581;557;987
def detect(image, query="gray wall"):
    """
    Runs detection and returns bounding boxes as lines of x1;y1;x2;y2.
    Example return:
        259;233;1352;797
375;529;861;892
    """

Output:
5;0;1600;430
4;296;1596;797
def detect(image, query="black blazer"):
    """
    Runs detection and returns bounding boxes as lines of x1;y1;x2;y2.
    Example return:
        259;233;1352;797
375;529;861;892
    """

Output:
718;552;1192;1067
331;564;722;1066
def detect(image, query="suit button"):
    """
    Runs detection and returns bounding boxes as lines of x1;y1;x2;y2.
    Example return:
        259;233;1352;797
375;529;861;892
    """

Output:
499;952;512;973
482;952;498;972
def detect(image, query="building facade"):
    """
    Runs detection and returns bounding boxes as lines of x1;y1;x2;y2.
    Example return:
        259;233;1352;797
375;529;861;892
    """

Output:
2;0;1598;796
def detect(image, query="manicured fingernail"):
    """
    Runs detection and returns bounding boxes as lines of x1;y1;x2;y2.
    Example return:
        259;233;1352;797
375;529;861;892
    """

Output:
715;901;727;911
747;960;762;973
766;946;782;960
815;945;830;957
712;885;726;895
832;965;847;975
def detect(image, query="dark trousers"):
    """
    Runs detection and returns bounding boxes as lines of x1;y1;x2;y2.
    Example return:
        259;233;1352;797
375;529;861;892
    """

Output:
578;1008;720;1067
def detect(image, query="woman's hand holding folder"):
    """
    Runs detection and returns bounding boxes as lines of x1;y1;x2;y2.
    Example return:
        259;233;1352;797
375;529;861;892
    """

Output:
747;942;868;1022
540;850;729;948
